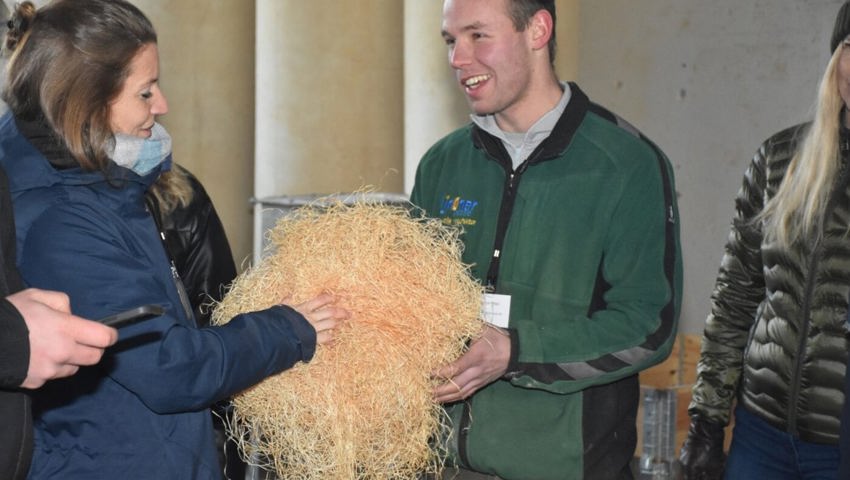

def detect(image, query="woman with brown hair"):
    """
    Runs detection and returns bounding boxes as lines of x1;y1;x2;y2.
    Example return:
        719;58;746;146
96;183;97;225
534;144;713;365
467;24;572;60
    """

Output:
0;1;346;478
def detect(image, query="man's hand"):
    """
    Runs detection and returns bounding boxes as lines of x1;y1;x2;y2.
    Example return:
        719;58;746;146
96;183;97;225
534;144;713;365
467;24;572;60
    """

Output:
7;288;118;389
432;324;511;403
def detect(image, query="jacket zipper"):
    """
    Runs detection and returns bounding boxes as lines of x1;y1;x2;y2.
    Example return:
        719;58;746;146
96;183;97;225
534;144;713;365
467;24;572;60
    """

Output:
164;231;196;322
460;153;536;467
484;165;526;288
145;199;195;324
787;246;819;436
786;150;850;435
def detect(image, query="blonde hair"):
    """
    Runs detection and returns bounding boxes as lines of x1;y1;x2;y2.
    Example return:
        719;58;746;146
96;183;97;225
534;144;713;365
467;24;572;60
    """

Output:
149;164;194;214
760;45;846;249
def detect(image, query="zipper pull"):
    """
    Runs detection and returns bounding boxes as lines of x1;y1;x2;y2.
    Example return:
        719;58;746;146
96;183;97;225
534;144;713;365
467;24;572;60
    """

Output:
170;259;195;321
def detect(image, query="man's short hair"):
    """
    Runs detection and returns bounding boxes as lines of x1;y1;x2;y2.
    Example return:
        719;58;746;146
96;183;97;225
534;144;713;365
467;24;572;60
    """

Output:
507;0;557;63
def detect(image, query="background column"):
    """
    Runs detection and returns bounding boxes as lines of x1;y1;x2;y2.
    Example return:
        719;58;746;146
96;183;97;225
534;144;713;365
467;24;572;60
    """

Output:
138;0;256;267
254;1;405;201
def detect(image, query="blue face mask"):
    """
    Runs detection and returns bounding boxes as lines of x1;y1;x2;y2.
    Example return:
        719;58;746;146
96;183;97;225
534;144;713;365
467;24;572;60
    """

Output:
109;123;172;175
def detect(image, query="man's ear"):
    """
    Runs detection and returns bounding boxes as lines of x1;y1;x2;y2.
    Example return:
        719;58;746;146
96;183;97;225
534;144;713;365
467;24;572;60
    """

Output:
528;9;553;52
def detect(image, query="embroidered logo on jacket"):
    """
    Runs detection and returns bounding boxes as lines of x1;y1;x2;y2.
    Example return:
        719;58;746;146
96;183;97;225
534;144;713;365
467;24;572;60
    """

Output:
438;194;478;226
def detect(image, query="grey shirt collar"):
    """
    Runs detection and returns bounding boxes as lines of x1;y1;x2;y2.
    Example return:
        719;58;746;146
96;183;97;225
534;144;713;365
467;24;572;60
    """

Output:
471;82;571;170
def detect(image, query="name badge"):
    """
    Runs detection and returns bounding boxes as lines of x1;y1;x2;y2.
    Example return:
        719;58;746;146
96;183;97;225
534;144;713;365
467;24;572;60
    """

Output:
481;293;511;328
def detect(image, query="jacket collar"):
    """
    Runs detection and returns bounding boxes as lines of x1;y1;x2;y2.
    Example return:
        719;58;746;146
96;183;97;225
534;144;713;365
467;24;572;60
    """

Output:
470;81;590;170
0;111;163;195
14;113;77;170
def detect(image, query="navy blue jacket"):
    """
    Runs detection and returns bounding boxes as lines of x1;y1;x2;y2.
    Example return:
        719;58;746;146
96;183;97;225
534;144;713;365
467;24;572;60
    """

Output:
0;112;316;479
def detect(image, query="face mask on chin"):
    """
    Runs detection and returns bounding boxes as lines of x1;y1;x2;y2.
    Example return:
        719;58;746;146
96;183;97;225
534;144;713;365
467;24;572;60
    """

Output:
109;123;172;175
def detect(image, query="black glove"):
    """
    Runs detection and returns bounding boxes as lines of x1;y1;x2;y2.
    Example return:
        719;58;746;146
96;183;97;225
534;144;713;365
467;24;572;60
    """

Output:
679;414;726;480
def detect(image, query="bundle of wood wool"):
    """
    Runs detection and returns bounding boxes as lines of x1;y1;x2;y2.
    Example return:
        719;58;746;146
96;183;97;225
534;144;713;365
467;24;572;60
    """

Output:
212;199;484;479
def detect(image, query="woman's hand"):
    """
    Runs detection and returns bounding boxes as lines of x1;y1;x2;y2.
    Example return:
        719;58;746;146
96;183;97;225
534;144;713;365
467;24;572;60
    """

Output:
292;294;348;345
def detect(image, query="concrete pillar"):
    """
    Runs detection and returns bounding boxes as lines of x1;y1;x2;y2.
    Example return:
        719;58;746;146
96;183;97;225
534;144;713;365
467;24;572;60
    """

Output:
555;0;581;81
136;0;256;267
402;0;469;193
402;0;580;193
254;1;405;200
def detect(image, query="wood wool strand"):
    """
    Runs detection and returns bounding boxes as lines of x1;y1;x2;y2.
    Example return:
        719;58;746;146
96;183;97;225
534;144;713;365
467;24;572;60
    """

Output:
212;200;484;479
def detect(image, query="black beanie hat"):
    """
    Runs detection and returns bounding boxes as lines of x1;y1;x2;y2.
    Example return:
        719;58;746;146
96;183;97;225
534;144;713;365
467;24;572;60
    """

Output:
831;1;850;53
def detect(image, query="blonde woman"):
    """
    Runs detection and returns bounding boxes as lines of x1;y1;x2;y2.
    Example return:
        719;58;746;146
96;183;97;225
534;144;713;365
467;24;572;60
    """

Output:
680;3;850;479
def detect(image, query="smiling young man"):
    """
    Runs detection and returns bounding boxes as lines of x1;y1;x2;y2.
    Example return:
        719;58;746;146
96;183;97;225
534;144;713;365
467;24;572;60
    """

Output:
410;0;682;478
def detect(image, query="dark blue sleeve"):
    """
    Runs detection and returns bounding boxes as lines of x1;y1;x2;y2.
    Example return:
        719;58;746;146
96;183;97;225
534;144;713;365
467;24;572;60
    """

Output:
107;304;316;412
19;202;316;413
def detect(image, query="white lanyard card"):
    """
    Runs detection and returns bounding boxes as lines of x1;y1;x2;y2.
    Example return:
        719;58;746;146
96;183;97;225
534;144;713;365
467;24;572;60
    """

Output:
481;293;511;329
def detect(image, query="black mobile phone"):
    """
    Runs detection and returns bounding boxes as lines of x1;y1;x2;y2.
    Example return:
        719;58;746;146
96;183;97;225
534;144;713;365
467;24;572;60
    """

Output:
98;305;164;328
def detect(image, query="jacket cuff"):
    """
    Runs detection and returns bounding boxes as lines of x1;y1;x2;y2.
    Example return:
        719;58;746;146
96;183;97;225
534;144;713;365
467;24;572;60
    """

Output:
0;297;29;388
502;328;521;379
273;304;317;362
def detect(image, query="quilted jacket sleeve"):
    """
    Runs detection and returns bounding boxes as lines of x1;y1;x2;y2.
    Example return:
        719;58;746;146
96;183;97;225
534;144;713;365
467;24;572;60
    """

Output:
688;140;770;425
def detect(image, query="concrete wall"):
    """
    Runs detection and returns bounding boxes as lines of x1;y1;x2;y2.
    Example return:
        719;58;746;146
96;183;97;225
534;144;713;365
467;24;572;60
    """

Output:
254;1;405;201
136;0;256;268
576;0;843;332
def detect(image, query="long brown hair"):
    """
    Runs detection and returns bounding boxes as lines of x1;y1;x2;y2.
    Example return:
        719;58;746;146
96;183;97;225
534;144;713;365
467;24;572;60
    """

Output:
3;0;157;172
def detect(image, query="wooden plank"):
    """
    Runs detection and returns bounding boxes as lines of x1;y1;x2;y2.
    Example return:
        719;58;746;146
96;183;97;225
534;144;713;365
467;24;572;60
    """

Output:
638;334;701;388
681;334;701;385
638;336;681;389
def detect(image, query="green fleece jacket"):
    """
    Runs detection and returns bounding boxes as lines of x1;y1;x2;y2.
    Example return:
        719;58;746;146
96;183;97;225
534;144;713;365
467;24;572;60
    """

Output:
410;83;682;480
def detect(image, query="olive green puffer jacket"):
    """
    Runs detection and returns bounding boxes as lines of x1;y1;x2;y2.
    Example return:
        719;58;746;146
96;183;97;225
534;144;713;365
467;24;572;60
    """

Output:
689;123;850;444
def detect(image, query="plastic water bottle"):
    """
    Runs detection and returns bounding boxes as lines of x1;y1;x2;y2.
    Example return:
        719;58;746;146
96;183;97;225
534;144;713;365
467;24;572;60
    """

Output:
639;388;678;479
